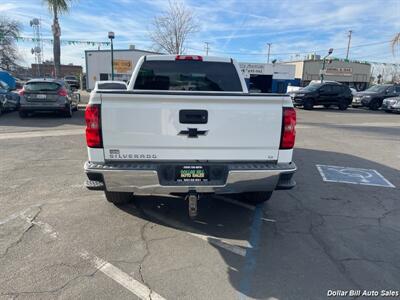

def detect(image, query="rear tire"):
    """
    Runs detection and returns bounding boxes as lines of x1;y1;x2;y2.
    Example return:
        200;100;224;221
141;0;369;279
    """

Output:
338;99;348;110
64;104;73;118
303;99;314;110
104;191;133;205
242;191;273;204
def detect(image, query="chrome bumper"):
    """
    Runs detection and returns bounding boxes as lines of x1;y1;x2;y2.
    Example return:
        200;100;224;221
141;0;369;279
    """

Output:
84;161;297;194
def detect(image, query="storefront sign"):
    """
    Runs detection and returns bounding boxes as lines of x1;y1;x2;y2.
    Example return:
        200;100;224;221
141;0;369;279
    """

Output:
325;67;352;76
113;60;132;73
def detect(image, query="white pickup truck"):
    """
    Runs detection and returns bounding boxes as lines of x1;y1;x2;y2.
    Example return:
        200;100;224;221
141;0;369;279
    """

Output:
84;55;296;215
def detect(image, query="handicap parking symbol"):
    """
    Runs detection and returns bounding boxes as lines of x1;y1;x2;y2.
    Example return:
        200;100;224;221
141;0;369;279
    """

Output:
316;165;395;188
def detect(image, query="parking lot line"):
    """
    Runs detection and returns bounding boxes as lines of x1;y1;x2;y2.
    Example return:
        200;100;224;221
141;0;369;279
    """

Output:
6;208;166;300
80;251;166;300
145;210;250;256
0;128;84;140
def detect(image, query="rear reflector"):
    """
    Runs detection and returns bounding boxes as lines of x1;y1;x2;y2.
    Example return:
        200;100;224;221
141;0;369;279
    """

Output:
280;107;296;149
175;55;203;61
85;104;102;148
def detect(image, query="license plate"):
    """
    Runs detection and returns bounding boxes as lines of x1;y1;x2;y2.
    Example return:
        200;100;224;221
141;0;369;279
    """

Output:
36;94;47;99
176;165;208;182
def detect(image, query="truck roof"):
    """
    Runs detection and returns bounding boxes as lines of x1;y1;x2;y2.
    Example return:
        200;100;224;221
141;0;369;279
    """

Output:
145;55;233;63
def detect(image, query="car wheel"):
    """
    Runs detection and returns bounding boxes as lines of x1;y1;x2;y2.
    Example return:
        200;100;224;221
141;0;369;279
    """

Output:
303;99;314;110
104;191;134;205
323;104;331;108
241;191;273;204
0;103;3;116
64;104;73;118
369;100;380;110
19;111;28;118
338;99;348;110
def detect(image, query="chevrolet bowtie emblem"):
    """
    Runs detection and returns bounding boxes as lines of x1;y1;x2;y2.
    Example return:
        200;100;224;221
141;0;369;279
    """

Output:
179;128;208;138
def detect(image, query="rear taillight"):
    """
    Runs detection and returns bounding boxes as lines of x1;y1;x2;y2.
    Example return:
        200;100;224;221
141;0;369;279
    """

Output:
175;55;203;61
18;89;25;96
85;104;102;148
280;107;296;149
58;87;68;96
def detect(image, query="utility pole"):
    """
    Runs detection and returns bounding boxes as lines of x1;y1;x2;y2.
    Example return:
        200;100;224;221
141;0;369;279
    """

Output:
346;30;352;60
204;42;210;56
267;43;272;63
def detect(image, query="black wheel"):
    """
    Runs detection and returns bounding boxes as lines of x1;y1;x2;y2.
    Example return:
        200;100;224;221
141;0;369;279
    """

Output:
369;100;380;110
323;104;331;108
19;111;28;118
64;104;73;118
351;105;358;108
338;99;348;110
104;191;134;205
0;104;3;116
303;99;314;110
242;191;273;204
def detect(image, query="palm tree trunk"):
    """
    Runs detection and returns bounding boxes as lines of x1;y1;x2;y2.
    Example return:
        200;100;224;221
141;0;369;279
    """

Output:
52;5;61;78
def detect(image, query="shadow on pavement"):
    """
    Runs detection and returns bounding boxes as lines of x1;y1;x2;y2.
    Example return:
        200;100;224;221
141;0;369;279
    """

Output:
0;109;85;128
117;148;399;299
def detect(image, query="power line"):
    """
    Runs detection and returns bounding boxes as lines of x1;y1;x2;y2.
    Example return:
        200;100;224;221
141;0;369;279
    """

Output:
187;40;391;57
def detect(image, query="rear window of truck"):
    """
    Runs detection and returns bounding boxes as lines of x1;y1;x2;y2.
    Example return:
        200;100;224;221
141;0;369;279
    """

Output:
134;60;242;91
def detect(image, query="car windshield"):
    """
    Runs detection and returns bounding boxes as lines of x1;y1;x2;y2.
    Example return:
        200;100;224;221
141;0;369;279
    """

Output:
134;60;243;91
365;85;389;93
25;82;61;92
301;84;321;92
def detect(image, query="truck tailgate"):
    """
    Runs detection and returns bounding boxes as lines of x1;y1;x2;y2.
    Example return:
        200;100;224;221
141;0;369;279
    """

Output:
100;93;283;161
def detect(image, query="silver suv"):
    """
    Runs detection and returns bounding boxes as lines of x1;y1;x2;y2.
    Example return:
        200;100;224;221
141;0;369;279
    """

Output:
19;79;79;118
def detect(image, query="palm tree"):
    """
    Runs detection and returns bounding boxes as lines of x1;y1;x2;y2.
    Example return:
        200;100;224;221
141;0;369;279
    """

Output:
44;0;72;78
392;33;400;55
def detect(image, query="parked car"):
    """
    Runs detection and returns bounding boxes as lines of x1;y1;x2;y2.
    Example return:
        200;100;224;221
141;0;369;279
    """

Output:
19;79;79;118
64;75;80;89
290;82;352;110
84;55;297;215
0;80;20;115
94;80;127;90
352;84;400;110
382;97;400;113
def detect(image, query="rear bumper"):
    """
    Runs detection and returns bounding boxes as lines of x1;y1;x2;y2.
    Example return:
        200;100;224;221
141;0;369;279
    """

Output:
20;103;68;112
84;161;297;194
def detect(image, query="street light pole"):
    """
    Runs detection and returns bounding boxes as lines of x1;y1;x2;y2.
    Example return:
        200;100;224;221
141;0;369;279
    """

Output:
321;48;333;83
108;31;115;80
346;30;352;60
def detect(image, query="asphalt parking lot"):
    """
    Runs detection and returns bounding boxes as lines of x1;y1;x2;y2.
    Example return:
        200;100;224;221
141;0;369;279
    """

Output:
0;106;399;300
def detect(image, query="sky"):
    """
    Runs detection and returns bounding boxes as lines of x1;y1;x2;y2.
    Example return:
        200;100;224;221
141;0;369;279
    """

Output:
1;0;400;70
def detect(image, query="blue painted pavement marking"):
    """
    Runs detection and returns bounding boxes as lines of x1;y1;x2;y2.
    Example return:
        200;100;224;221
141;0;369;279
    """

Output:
238;203;264;299
316;164;395;188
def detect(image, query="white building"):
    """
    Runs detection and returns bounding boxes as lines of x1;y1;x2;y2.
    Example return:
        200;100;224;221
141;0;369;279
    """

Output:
239;62;296;93
85;48;158;90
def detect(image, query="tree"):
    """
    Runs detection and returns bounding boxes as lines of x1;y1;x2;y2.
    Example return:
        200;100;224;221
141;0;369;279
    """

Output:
392;32;400;55
149;1;197;54
0;17;20;71
44;0;72;78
